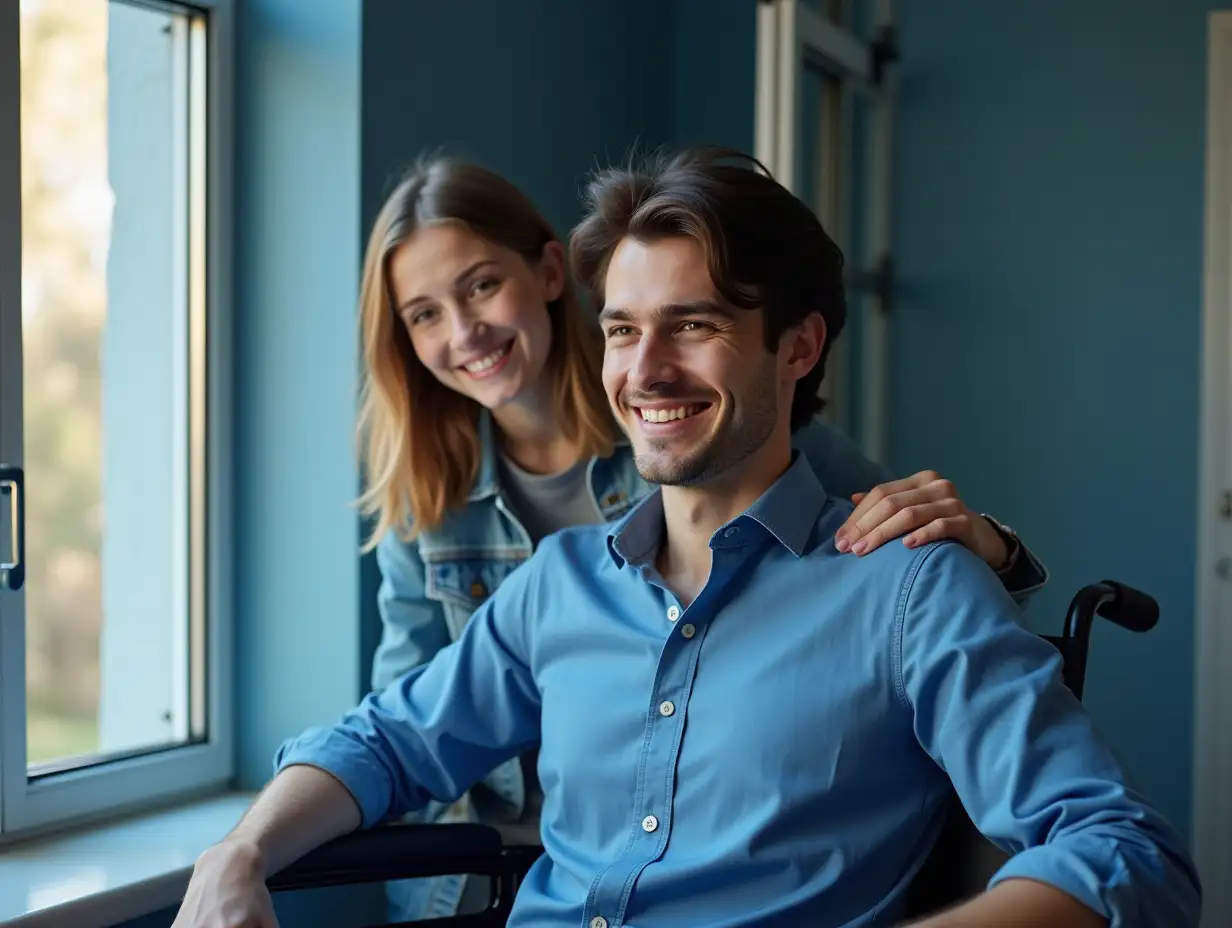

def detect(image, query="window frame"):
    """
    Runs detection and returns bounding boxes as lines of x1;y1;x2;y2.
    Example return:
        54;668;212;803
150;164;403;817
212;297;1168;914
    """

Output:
755;0;896;462
1194;11;1232;923
0;0;234;841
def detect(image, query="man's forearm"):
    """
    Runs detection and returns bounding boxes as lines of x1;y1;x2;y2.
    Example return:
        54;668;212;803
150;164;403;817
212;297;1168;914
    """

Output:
225;763;363;877
903;878;1106;928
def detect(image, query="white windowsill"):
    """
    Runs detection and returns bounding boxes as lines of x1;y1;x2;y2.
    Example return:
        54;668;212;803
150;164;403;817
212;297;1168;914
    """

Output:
0;792;254;928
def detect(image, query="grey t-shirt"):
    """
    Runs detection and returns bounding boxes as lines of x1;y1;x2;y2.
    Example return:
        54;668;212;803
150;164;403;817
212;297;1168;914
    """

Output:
497;452;606;545
494;453;606;845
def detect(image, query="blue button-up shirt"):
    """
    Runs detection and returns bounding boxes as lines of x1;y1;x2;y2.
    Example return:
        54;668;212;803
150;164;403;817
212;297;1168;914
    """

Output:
275;454;1200;927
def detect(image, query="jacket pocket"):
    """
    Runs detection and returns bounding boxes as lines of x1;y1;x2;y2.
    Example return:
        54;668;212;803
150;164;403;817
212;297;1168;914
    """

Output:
424;555;525;638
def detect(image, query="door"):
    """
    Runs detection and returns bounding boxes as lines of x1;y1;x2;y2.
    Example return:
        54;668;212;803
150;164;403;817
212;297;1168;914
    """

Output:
755;0;897;462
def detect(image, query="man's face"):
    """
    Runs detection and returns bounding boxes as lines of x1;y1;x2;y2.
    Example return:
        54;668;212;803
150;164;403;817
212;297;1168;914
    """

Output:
599;236;787;487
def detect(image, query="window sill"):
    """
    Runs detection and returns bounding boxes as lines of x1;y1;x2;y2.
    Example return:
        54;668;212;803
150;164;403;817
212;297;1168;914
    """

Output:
0;791;254;928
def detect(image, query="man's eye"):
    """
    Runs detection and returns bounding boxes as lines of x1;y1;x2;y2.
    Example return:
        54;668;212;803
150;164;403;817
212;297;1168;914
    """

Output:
680;320;712;332
606;326;634;339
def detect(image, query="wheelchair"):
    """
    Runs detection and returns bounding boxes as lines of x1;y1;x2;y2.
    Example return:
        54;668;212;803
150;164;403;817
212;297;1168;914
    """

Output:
265;579;1160;927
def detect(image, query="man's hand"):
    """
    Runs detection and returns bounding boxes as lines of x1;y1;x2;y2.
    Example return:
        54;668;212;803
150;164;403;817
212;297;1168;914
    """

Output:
168;764;362;927
172;839;279;928
834;470;1010;569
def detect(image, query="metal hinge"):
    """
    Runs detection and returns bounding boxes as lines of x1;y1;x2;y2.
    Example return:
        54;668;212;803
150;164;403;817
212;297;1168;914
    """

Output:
1220;490;1232;521
848;254;895;314
870;24;900;86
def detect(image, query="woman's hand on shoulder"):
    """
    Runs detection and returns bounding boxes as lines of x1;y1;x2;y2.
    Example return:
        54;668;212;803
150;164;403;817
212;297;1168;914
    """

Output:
833;470;1010;570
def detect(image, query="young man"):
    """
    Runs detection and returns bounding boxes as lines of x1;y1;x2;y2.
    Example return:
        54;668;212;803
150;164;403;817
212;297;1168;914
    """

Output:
173;147;1200;928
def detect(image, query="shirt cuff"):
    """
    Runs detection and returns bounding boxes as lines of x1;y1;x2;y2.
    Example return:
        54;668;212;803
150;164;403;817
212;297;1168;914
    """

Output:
988;843;1122;924
981;514;1049;602
273;729;394;830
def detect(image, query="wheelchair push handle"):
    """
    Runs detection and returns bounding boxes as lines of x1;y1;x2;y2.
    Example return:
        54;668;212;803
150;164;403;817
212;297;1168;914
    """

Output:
1063;580;1159;642
1095;580;1160;633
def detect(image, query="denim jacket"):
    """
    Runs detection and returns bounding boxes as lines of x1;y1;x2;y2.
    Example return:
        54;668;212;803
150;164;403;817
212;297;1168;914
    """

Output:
373;412;1049;920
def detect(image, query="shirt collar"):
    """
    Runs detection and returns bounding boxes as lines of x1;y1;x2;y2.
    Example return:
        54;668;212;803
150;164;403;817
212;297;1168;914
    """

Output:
605;451;830;568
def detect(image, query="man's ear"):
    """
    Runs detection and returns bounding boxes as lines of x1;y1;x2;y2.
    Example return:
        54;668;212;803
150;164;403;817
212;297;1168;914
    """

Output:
782;312;827;383
539;241;566;303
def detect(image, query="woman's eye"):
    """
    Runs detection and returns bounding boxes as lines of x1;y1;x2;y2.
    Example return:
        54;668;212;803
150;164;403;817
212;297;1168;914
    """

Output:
471;277;500;297
408;307;436;326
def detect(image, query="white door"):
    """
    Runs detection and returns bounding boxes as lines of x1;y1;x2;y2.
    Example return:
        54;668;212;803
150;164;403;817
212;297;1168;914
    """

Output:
755;0;897;463
1194;11;1232;925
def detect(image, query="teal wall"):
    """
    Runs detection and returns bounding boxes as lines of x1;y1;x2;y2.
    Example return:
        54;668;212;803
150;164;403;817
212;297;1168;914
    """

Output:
228;0;378;923
362;0;675;239
887;0;1219;840
230;0;364;793
671;0;757;151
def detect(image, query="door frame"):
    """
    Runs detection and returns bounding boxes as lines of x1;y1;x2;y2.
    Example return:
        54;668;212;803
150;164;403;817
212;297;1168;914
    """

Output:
1193;11;1232;923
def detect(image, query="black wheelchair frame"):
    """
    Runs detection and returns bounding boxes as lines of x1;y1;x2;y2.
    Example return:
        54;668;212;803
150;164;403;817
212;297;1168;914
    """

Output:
265;580;1160;927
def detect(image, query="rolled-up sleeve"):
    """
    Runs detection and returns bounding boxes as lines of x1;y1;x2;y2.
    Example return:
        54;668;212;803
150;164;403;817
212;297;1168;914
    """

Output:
273;556;543;829
897;542;1202;926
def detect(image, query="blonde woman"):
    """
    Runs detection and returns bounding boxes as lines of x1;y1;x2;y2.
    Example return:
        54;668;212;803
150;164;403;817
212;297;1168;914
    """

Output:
356;155;1046;920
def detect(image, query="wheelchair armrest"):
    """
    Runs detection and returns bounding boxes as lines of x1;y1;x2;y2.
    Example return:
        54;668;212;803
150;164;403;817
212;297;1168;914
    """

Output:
266;822;506;892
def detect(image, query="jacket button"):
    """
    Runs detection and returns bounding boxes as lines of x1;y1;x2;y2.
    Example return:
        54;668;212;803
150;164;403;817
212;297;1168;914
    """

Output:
470;581;487;599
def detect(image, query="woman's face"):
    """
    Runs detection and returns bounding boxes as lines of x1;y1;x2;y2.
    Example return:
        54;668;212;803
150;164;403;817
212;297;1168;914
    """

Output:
389;223;563;411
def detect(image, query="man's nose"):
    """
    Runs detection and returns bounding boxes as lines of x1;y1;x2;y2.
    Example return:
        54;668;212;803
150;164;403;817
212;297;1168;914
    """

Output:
627;334;677;391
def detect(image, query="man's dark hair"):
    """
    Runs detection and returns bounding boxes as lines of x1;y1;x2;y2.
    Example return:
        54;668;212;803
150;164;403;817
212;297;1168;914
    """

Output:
570;144;847;431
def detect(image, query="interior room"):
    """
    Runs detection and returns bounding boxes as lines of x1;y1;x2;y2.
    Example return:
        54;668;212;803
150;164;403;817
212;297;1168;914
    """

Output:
0;1;1228;926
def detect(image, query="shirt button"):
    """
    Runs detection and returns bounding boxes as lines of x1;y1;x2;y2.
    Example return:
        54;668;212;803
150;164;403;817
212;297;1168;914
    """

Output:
642;814;659;832
681;623;696;639
666;604;680;622
659;700;675;716
591;918;608;928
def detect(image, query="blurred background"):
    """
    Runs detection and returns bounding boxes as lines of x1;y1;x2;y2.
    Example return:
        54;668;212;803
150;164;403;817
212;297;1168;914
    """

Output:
5;0;1230;925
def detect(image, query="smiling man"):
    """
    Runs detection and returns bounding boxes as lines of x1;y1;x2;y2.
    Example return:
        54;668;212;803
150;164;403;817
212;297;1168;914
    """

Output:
172;147;1201;928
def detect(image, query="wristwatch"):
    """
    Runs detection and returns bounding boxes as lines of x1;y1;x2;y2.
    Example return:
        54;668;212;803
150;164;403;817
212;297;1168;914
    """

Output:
980;513;1022;575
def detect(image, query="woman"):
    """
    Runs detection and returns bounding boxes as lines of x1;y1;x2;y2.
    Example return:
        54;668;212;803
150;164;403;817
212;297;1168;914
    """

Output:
357;155;1047;920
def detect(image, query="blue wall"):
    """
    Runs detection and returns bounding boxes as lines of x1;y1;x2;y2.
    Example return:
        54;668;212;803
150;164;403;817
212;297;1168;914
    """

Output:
671;0;757;151
888;0;1220;838
361;0;674;244
231;0;364;791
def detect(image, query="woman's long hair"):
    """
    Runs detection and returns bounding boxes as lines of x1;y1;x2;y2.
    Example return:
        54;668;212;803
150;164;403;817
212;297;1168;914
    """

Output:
357;156;617;549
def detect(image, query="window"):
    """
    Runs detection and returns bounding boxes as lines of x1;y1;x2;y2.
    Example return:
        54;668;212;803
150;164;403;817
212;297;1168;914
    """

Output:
756;0;895;461
0;0;232;838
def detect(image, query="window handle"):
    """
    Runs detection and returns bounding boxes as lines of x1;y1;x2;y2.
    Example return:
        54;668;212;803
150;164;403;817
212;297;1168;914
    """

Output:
0;465;24;591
